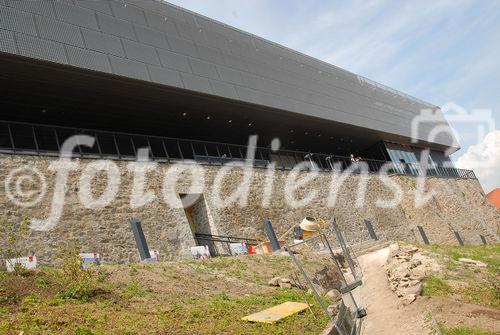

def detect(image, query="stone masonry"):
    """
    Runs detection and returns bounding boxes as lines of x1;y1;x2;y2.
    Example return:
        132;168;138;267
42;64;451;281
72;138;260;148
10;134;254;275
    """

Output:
1;154;498;264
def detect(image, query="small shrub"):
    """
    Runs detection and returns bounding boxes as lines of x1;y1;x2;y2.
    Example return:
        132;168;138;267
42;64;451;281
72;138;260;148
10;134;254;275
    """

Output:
0;217;31;275
56;245;98;301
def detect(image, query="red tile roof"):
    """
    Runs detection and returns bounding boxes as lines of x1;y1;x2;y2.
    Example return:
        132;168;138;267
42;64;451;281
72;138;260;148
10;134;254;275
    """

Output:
487;188;500;209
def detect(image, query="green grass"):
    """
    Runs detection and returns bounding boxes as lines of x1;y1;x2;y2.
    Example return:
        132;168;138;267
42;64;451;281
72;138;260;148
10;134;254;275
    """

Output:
439;325;497;335
124;281;151;299
0;286;328;335
75;327;105;335
0;254;330;335
421;244;500;308
156;289;328;335
422;275;452;297
427;244;500;274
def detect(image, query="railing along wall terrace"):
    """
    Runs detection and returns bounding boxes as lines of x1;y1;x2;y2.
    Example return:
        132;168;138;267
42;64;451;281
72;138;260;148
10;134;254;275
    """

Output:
0;120;476;179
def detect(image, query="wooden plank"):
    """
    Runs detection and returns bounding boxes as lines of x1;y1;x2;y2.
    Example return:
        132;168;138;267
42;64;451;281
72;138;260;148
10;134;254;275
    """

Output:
242;302;309;324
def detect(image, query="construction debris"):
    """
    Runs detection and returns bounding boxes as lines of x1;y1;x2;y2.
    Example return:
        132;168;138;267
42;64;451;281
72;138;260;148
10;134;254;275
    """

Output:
268;277;296;289
5;256;37;272
241;301;310;323
458;258;487;267
326;289;342;302
327;303;339;316
386;244;435;305
254;241;285;254
299;217;321;237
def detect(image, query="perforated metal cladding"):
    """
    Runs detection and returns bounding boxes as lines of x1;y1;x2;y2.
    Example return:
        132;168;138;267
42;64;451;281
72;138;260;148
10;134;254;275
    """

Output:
0;5;37;35
147;64;183;87
0;28;16;53
96;12;136;40
0;0;456;147
6;0;55;18
122;38;160;65
35;15;85;47
65;45;112;72
108;55;149;81
81;28;126;57
53;2;99;30
15;32;68;64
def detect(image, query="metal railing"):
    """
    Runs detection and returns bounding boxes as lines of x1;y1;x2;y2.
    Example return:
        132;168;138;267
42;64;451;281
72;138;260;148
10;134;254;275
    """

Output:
0;120;476;179
193;233;261;257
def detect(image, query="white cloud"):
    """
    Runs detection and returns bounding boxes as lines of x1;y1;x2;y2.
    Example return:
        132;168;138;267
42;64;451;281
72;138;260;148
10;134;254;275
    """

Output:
456;130;500;193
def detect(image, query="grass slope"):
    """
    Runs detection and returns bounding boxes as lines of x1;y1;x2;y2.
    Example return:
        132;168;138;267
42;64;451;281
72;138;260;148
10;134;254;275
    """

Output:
0;254;331;335
421;244;499;308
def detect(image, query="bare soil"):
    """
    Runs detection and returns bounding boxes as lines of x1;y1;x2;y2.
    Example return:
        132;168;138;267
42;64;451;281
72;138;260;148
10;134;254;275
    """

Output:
359;247;500;335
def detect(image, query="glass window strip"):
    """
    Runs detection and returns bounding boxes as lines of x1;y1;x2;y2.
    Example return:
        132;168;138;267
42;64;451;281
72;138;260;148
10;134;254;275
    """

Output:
0;121;475;179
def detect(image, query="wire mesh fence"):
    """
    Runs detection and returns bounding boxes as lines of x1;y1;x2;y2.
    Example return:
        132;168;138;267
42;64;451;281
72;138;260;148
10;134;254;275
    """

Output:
285;230;365;335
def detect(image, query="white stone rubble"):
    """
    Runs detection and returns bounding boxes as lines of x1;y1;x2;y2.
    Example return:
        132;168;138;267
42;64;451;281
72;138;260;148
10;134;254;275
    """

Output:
385;243;435;305
458;258;487;267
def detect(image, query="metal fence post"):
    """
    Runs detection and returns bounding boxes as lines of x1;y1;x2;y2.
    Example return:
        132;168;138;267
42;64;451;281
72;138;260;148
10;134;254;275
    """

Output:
129;218;151;261
263;218;280;251
417;226;430;245
453;231;464;246
364;219;379;241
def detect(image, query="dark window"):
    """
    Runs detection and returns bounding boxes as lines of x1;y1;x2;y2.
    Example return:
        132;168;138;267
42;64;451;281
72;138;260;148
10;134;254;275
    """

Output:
164;139;182;159
115;135;135;157
34;126;59;152
192;142;206;157
178;140;194;159
96;133;118;157
148;137;167;159
0;123;12;149
11;124;36;151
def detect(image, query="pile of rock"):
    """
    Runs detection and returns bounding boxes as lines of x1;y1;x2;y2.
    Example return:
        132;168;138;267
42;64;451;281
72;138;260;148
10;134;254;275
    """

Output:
386;244;431;305
326;288;342;316
268;276;295;289
458;258;487;267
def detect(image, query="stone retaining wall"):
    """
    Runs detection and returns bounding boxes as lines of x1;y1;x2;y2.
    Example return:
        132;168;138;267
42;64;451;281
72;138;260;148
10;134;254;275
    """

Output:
1;154;498;264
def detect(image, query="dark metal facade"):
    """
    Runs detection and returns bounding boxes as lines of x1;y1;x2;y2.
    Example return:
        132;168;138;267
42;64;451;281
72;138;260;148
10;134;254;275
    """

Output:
0;0;457;149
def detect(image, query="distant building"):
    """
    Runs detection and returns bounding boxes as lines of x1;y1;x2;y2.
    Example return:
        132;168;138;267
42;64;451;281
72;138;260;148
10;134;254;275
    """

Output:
487;189;500;209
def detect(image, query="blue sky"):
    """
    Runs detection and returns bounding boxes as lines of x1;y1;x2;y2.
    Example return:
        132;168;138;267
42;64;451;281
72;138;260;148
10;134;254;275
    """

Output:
169;0;500;191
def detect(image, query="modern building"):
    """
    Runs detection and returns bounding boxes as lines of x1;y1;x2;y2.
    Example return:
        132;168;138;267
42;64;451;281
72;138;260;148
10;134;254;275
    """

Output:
0;0;470;177
2;0;497;264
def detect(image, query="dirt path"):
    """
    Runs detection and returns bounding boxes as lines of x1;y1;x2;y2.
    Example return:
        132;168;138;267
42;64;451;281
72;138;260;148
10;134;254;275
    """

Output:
356;245;500;334
358;247;433;335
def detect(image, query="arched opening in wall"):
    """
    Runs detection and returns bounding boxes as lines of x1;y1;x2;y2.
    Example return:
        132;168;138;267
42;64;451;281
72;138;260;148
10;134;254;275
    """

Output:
180;194;216;256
